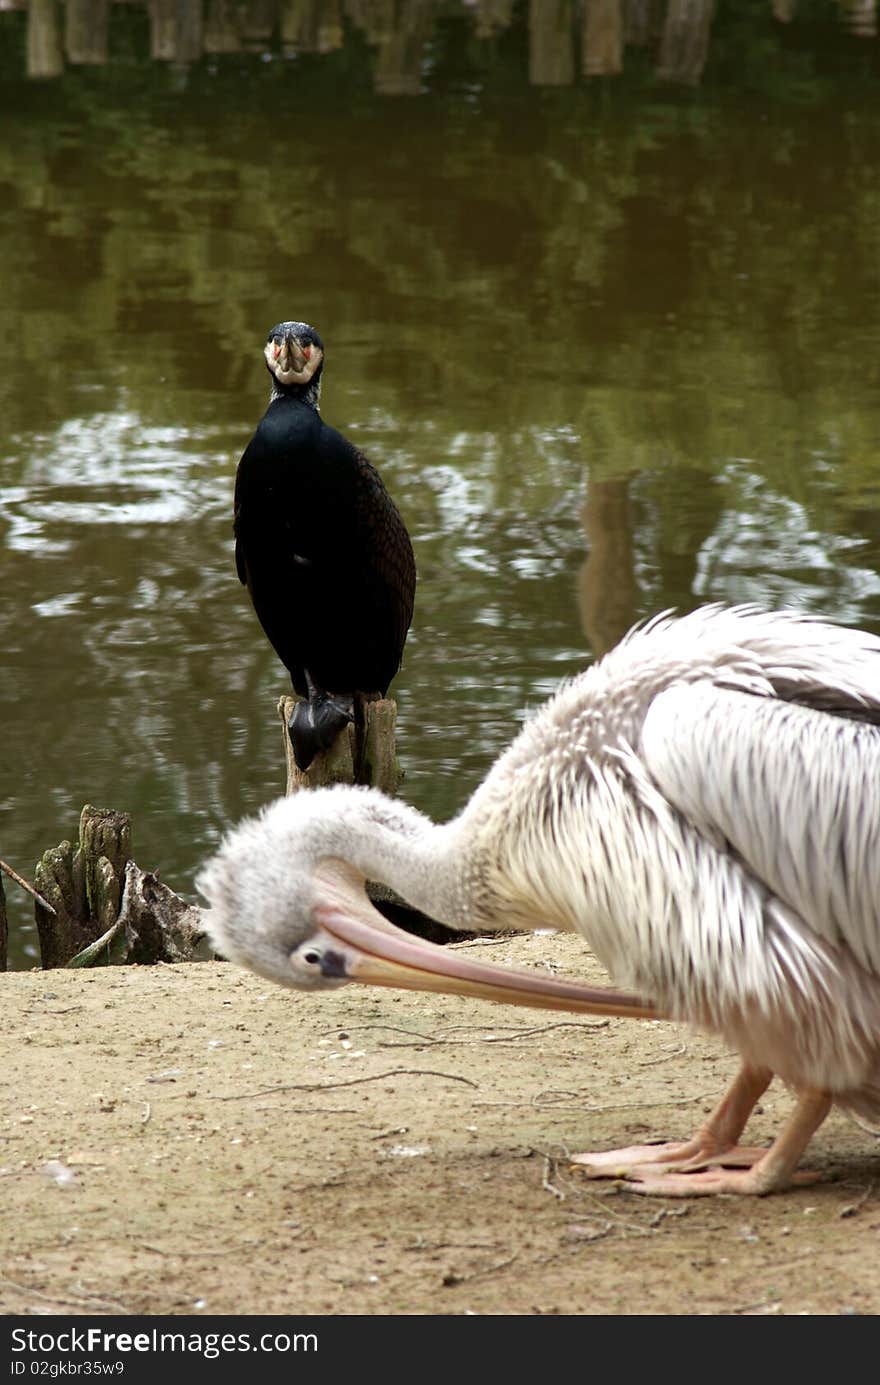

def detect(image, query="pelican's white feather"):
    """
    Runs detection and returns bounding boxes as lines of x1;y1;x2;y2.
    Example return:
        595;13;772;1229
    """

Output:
201;604;880;1147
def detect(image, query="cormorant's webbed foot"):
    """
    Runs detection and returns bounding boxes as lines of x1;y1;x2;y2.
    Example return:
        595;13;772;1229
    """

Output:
288;688;355;771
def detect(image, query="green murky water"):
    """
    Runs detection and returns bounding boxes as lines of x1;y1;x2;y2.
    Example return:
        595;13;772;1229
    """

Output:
2;4;880;963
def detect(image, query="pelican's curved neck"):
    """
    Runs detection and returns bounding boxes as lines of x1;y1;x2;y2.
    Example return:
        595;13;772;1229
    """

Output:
305;789;467;926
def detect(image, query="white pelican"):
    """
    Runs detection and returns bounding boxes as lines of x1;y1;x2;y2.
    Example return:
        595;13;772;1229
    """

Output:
198;605;880;1196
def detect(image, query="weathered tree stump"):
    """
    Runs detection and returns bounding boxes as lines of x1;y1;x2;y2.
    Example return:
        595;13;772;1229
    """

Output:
66;861;205;968
278;695;403;797
34;805;131;968
32;805;204;969
119;862;204;964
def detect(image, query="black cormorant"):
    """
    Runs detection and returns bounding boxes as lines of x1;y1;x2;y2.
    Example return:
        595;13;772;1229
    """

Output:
234;320;416;771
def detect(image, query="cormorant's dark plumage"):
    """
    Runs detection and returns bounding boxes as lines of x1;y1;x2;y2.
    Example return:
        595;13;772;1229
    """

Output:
234;321;416;770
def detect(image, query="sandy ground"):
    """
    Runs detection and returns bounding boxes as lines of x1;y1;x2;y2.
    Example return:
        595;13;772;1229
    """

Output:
2;933;879;1318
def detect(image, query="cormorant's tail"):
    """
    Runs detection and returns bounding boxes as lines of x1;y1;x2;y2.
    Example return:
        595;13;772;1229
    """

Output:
288;690;355;771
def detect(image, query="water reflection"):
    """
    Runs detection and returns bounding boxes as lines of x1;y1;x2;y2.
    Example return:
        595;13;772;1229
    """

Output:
579;478;637;655
6;0;878;84
2;6;880;965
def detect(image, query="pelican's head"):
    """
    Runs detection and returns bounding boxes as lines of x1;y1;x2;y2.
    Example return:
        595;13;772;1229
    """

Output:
197;793;362;992
197;791;659;1020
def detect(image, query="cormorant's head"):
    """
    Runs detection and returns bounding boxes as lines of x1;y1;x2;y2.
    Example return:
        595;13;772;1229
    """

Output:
264;321;325;404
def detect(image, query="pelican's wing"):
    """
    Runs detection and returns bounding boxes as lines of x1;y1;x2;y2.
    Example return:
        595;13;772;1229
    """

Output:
640;681;880;976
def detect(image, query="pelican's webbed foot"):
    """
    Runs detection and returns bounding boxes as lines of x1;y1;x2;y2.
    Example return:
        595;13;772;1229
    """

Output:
570;1071;831;1197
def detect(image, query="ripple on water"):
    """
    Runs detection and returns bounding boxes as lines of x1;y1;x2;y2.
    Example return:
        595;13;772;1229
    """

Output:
3;410;232;553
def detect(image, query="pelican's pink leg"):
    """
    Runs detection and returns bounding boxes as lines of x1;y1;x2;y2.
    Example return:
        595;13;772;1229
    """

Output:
571;1062;773;1178
619;1088;832;1196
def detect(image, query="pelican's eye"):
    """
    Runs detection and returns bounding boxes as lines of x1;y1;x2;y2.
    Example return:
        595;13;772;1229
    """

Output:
292;944;348;980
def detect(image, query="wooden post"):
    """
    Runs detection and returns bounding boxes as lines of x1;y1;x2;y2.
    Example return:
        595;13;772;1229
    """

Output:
278;695;403;797
276;696;464;942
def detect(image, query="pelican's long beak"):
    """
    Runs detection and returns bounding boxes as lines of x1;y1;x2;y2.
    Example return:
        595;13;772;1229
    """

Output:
309;865;663;1021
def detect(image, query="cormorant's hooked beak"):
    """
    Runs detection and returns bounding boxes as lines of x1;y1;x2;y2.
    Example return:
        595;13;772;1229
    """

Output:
266;332;323;386
297;862;664;1021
